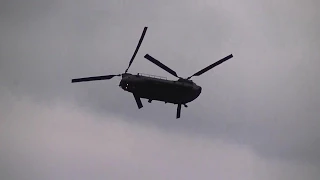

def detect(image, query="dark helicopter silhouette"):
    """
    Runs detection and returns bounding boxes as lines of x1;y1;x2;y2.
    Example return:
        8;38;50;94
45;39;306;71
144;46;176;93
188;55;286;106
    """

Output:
71;27;233;118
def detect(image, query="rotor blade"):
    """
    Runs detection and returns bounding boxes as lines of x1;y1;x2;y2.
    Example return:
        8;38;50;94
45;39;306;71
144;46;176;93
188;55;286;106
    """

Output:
144;54;179;78
187;54;233;79
71;74;120;83
125;27;148;73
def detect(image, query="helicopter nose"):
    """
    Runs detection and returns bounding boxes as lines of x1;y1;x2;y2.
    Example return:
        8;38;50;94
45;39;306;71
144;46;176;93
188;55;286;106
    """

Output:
119;79;127;89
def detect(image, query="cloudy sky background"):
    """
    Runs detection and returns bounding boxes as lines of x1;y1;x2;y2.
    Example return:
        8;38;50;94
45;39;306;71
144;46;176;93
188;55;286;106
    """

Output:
1;0;320;179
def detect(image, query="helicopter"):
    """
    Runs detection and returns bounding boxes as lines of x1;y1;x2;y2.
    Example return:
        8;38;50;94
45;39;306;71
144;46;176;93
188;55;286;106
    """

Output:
71;27;233;118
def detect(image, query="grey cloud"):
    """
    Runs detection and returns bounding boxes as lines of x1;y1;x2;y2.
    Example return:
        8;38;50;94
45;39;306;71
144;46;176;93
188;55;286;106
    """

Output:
1;0;320;170
1;94;320;180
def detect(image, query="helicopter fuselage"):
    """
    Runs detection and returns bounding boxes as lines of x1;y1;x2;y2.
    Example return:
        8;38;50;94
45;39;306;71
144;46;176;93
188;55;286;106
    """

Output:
119;73;202;105
71;26;233;119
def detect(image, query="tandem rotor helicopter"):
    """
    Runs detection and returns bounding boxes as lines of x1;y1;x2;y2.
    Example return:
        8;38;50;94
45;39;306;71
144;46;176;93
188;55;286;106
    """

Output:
72;27;233;118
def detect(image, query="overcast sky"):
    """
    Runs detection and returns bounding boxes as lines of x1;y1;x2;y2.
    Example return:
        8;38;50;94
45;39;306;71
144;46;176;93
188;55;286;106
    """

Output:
1;0;320;179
